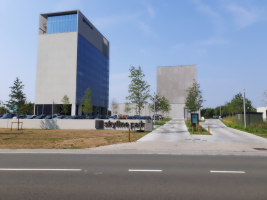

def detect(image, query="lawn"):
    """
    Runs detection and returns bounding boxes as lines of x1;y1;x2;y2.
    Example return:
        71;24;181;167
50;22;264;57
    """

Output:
0;129;150;149
220;116;267;139
185;120;211;135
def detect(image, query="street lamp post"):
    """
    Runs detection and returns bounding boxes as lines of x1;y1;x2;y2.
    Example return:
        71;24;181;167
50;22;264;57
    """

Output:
243;89;246;128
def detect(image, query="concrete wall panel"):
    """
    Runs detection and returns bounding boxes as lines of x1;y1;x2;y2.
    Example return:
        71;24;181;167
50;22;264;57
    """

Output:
35;32;78;105
0;119;152;131
157;65;197;104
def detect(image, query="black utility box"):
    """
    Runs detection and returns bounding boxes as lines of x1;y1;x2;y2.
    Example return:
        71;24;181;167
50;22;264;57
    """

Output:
95;120;104;129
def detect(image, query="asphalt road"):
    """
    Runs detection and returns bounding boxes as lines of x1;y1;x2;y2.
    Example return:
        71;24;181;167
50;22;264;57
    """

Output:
1;154;267;200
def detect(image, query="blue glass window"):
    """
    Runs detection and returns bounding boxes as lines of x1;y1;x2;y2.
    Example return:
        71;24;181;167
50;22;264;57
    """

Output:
76;34;109;108
47;14;77;34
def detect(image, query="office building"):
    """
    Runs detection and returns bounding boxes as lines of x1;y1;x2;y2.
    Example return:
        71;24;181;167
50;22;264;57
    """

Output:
35;10;109;116
114;65;198;119
157;65;197;118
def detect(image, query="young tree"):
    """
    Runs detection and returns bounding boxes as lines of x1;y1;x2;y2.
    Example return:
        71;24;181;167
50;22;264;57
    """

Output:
80;88;93;115
126;66;150;121
149;93;162;114
185;80;204;113
23;102;34;115
124;102;132;115
160;96;171;117
6;77;26;115
61;95;70;115
111;98;118;115
6;77;26;130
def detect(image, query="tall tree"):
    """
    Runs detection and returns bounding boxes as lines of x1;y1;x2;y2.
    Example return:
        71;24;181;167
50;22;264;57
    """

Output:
126;66;150;120
230;93;255;113
61;95;70;115
80;88;93;115
6;77;26;115
124;102;132;115
111;98;118;115
185;80;204;113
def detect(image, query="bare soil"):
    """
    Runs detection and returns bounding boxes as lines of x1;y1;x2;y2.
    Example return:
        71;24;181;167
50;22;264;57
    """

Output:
0;129;149;149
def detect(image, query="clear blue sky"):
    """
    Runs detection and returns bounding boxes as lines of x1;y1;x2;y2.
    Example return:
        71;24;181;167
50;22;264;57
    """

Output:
0;0;266;109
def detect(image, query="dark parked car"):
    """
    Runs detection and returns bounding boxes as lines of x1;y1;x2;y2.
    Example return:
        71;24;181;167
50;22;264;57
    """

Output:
133;115;141;120
109;115;117;119
127;116;133;119
25;115;36;119
34;115;46;119
54;116;65;119
1;113;16;119
12;115;25;119
95;115;103;119
144;116;151;120
85;116;94;119
64;116;72;119
44;115;52;119
152;114;163;120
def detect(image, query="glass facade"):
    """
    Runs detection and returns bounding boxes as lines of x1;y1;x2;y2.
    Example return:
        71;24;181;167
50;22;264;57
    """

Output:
76;34;109;108
47;14;77;34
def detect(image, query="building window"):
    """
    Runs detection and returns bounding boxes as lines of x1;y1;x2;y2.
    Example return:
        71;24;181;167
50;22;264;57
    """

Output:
47;14;77;34
76;34;109;107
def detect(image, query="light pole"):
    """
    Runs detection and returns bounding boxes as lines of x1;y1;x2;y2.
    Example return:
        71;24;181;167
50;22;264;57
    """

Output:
149;94;157;125
243;89;246;128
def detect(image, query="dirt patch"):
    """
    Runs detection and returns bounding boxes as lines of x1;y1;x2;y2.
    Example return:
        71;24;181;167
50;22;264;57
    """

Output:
0;129;149;149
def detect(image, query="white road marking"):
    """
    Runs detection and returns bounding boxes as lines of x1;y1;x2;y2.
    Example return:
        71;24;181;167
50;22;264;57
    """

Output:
210;170;245;173
0;168;82;171
129;169;162;172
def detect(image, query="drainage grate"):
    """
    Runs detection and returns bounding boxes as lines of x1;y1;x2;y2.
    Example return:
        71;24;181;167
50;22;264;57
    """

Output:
253;148;267;151
185;139;191;140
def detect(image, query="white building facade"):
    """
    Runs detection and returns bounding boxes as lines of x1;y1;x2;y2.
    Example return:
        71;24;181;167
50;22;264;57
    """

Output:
257;107;267;121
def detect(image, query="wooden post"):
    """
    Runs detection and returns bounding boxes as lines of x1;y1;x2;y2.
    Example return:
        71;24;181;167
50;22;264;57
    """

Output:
208;126;210;133
200;125;202;135
128;128;130;142
192;126;194;134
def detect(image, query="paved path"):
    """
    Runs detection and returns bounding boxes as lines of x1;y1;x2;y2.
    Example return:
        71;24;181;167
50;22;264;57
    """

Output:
201;119;267;144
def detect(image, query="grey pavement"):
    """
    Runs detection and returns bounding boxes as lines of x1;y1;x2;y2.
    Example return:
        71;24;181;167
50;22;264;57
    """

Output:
1;154;267;200
1;119;267;155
